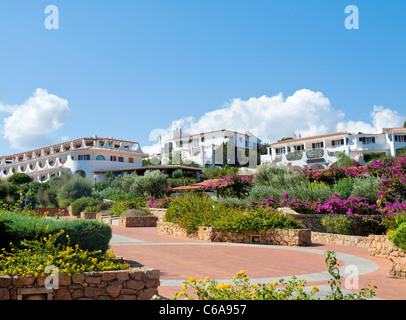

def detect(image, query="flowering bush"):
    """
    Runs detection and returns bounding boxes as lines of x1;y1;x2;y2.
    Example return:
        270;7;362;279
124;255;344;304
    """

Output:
173;251;376;300
202;172;255;198
0;229;131;277
146;195;171;209
164;193;302;232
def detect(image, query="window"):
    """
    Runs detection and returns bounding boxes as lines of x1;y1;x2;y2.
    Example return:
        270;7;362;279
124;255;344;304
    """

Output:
78;155;90;160
295;144;304;151
276;147;286;155
201;137;205;142
118;157;124;162
110;156;117;161
359;137;375;144
129;157;134;163
312;142;324;149
395;135;406;143
332;139;345;147
96;155;105;160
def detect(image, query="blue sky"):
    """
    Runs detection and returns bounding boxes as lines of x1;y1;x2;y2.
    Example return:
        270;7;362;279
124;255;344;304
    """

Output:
0;0;405;156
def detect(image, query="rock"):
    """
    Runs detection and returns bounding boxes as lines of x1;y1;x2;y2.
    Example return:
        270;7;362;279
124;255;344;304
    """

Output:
106;283;123;298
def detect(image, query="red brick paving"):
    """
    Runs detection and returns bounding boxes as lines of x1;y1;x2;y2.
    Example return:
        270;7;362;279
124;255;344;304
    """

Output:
110;226;406;300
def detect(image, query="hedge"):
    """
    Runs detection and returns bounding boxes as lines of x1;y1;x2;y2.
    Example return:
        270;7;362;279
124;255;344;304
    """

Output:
0;213;112;252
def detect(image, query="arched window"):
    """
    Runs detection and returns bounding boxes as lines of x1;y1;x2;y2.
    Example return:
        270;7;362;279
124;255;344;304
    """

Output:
96;155;105;161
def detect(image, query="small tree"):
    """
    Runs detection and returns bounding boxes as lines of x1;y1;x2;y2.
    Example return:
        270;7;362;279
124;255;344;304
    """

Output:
56;174;93;206
7;173;32;185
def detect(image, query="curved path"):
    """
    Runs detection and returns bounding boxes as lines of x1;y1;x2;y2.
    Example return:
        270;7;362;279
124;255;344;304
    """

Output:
109;226;406;300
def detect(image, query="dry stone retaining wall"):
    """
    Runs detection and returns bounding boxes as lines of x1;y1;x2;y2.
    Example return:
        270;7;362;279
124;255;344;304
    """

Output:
0;267;160;300
369;235;406;278
157;221;312;246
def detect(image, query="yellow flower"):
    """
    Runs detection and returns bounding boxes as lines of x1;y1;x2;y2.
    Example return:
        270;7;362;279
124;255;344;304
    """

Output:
204;277;210;283
236;270;246;276
273;281;279;286
188;277;196;283
177;292;183;298
311;286;319;292
181;284;187;291
196;279;202;284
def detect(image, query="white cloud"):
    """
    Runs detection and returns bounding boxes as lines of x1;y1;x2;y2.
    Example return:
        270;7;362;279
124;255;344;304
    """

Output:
144;89;405;151
0;88;70;149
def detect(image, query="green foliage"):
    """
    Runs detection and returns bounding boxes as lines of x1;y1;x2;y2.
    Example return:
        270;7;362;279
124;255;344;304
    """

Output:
0;213;112;252
322;215;352;235
111;171;169;198
172;169;184;179
0;230;130;276
388;222;406;250
215;197;252;209
7;173;32;185
201;167;222;180
165;193;302;232
332;177;354;200
111;197;148;216
335;152;358;167
324;251;376;300
167;178;197;188
56;174;93;207
70;197;102;216
254;164;306;188
248;180;332;203
350;175;379;204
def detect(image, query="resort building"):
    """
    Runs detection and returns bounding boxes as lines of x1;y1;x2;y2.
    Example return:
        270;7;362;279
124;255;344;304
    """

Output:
149;128;261;168
0;136;147;183
260;128;406;170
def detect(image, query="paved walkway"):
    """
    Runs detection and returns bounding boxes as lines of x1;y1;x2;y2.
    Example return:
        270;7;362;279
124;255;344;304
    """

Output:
109;226;406;300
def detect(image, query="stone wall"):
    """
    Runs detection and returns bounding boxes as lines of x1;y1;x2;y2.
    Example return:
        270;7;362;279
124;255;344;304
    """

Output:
0;267;160;300
279;207;382;236
148;208;167;222
118;216;158;228
368;235;406;278
80;212;97;219
311;232;370;247
157;221;311;246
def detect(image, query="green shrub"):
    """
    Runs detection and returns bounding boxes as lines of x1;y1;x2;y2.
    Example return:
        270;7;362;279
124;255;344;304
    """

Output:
111;171;169;198
0;230;130;276
165;193;302;232
332;177;354;200
111;202;126;216
388;222;406;250
172;169;184;179
111;198;148;216
350;175;379;204
7;173;32;185
56;174;93;206
215;197;252;209
0;213;112;252
70;197;102;216
322;215;352;235
254;164;306;188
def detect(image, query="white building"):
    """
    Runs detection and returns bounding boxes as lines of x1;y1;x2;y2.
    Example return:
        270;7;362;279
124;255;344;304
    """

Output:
150;128;261;168
0;136;147;183
260;128;406;170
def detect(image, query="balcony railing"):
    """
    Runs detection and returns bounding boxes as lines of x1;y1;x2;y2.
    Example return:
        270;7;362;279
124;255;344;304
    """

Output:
306;149;324;159
286;151;304;161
